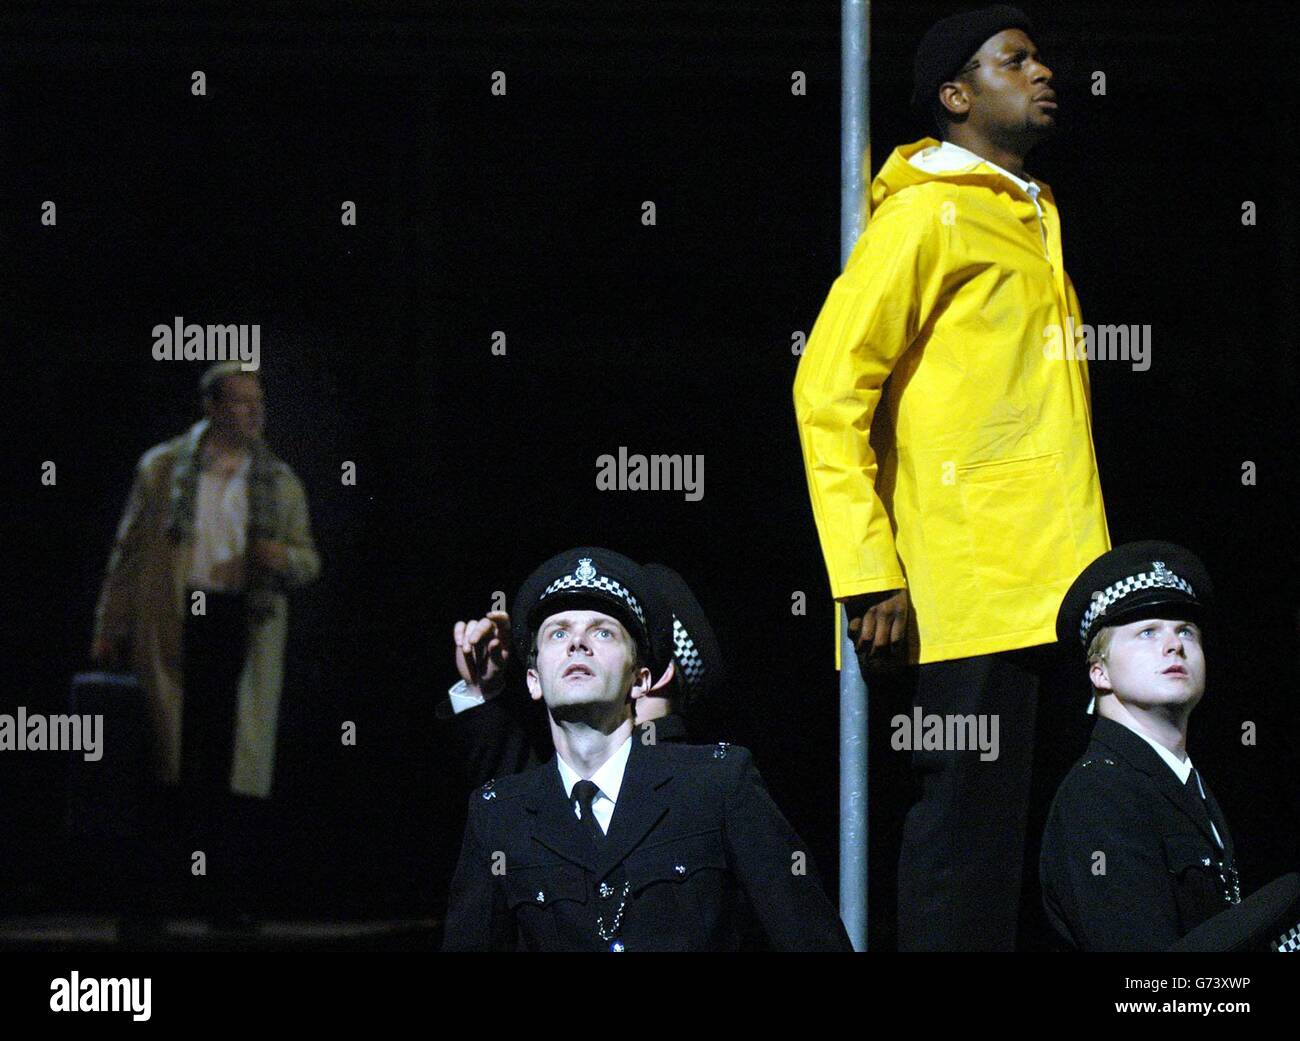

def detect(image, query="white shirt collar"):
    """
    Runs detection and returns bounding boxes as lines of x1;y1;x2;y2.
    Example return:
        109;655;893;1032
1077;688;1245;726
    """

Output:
1115;719;1193;783
909;139;1040;199
555;732;634;805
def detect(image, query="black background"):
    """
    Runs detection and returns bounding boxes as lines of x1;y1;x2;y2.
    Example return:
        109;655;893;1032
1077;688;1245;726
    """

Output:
1;0;1296;951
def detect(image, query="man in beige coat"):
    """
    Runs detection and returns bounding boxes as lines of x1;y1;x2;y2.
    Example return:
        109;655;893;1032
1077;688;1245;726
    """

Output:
92;362;320;918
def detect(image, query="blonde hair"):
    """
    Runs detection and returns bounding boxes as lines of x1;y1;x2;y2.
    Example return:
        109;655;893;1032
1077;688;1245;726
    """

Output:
1085;626;1114;666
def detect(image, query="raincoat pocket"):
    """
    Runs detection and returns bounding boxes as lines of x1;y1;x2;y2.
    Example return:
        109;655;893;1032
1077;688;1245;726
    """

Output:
956;451;1075;634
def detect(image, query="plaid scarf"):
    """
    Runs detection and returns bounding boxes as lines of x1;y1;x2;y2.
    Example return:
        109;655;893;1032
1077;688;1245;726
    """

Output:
166;419;282;623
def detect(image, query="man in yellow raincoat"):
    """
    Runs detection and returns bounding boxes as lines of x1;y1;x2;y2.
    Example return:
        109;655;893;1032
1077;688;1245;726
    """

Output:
793;5;1110;950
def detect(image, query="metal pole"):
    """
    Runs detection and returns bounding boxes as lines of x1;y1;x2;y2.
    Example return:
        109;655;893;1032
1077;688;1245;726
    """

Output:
838;0;869;952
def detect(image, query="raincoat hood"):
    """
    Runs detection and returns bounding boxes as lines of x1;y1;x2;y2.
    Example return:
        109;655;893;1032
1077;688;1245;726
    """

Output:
871;136;1050;213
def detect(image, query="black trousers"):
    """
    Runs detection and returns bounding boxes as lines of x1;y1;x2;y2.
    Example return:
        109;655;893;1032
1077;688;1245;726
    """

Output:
895;645;1053;951
179;588;257;914
181;589;248;799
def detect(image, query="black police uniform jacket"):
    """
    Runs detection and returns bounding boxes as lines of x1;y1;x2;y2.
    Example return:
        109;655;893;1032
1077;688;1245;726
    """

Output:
442;731;853;951
1039;717;1240;951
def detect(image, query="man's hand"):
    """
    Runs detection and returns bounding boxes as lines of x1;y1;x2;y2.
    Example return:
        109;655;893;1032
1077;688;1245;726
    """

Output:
454;611;512;700
252;539;291;573
844;589;909;667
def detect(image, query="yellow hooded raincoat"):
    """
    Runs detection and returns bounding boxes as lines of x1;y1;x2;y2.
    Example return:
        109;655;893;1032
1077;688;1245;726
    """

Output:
794;138;1110;664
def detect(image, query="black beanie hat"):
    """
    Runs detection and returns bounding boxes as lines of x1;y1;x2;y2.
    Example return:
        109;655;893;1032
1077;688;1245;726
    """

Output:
911;5;1034;125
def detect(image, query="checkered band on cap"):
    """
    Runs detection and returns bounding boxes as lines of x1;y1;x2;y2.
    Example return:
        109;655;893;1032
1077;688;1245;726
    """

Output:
1078;560;1195;644
671;614;706;689
540;557;644;624
1273;921;1300;953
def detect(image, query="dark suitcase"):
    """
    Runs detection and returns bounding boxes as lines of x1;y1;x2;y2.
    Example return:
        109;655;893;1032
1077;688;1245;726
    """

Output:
66;670;149;841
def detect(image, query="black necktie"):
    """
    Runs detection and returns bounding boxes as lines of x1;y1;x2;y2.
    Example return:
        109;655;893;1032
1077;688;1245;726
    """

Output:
572;779;604;847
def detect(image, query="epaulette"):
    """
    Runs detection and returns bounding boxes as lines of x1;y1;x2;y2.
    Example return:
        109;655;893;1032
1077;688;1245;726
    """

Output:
658;739;746;766
477;773;533;801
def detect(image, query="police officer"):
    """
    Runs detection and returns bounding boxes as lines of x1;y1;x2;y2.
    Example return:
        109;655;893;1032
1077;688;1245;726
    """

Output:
440;559;724;786
1041;542;1242;950
441;547;851;951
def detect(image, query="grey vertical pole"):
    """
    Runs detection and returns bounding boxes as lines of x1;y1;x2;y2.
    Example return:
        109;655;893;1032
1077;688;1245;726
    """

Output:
838;0;869;952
